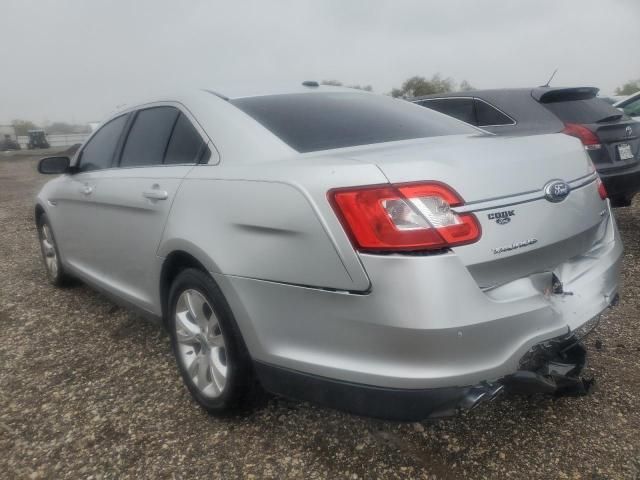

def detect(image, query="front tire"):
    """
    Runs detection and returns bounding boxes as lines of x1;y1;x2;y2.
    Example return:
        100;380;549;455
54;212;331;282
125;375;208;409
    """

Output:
37;214;72;286
168;268;257;413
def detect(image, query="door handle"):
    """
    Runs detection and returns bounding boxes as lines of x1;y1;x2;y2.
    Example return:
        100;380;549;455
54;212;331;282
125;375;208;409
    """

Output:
143;190;169;200
81;185;93;195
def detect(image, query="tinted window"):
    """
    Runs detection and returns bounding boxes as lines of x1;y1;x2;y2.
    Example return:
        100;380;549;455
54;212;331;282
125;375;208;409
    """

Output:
475;99;514;126
231;93;477;153
164;113;206;164
542;98;624;124
78;115;128;172
419;98;476;125
120;107;179;167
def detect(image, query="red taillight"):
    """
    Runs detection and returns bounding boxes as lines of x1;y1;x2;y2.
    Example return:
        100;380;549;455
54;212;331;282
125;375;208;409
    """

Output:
562;123;601;150
328;182;481;252
597;177;607;200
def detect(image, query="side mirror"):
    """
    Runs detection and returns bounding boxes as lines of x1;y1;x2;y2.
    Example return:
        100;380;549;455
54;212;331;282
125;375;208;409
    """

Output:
38;156;71;174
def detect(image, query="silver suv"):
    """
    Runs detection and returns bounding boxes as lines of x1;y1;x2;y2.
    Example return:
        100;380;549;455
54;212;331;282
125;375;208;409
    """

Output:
35;85;622;420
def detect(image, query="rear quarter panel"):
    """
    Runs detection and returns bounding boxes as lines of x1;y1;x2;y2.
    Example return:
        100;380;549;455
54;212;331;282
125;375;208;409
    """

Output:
158;160;386;291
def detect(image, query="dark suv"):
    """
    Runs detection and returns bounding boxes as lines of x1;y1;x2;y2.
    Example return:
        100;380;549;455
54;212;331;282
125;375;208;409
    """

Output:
412;87;640;207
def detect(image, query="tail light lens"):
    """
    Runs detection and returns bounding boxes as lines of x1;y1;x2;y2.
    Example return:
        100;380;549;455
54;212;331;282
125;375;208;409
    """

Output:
329;182;481;252
596;177;607;200
562;123;601;150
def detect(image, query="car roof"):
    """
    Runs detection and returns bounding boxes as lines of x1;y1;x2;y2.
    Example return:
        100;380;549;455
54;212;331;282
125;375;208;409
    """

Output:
411;88;531;101
108;83;367;115
411;88;575;135
411;86;599;103
208;83;366;100
100;85;371;166
108;84;369;118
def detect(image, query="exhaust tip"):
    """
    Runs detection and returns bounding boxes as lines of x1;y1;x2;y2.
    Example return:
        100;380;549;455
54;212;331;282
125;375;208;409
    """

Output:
487;384;505;401
461;384;504;411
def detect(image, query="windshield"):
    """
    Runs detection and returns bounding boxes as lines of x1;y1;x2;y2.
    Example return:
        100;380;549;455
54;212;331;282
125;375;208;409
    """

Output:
230;92;478;153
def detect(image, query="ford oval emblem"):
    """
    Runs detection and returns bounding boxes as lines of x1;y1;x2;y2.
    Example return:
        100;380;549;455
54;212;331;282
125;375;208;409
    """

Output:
496;217;511;225
544;180;571;203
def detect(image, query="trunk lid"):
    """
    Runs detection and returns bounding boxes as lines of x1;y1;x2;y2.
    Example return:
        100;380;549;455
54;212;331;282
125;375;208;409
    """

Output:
343;133;607;288
343;133;594;202
584;119;639;171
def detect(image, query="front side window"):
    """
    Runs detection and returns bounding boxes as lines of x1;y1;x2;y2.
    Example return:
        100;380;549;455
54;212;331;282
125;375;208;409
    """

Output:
164;113;207;164
418;98;477;125
78;114;128;172
120;107;179;168
474;99;515;126
231;92;477;153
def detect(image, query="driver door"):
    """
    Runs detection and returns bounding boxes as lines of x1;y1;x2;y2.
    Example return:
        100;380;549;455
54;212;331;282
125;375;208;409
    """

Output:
49;114;130;274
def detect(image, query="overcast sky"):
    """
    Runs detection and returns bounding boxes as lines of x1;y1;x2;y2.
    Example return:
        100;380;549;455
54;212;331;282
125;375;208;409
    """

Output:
1;0;638;124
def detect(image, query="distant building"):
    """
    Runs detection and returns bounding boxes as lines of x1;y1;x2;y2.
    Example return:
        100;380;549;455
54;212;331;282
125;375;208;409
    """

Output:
0;125;17;140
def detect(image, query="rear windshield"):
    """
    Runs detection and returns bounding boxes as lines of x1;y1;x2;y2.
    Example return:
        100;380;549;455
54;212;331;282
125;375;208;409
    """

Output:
542;97;623;124
230;92;477;153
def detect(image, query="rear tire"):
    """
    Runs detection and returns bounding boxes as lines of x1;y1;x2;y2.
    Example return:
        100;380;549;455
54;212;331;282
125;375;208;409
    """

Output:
168;268;257;413
37;214;73;287
610;194;634;208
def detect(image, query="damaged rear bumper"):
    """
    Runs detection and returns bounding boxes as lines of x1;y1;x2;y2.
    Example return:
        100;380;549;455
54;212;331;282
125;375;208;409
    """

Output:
256;308;613;421
501;328;600;397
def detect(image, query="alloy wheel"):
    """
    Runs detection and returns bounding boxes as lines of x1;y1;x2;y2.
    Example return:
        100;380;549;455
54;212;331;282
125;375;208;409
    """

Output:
174;289;228;398
40;224;58;279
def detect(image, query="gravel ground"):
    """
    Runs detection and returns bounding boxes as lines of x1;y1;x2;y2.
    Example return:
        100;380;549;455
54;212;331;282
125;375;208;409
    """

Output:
1;153;639;479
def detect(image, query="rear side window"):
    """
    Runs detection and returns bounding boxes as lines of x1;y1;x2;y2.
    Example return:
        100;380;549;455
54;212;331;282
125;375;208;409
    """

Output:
542;98;623;124
474;99;514;126
164;113;207;164
231;92;477;153
120;107;179;167
78;114;128;172
418;98;477;125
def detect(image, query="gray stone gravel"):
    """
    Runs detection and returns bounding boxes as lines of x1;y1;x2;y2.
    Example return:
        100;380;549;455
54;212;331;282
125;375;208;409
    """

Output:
1;153;639;479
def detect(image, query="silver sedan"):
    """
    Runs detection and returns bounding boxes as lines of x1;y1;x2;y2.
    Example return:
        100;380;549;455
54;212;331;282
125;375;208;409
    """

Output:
35;84;622;420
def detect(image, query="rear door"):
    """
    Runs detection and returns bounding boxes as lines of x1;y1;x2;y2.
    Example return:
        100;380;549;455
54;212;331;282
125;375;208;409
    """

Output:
86;105;210;312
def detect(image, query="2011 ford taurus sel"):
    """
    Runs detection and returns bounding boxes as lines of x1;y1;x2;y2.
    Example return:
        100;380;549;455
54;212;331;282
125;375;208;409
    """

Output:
35;84;622;420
